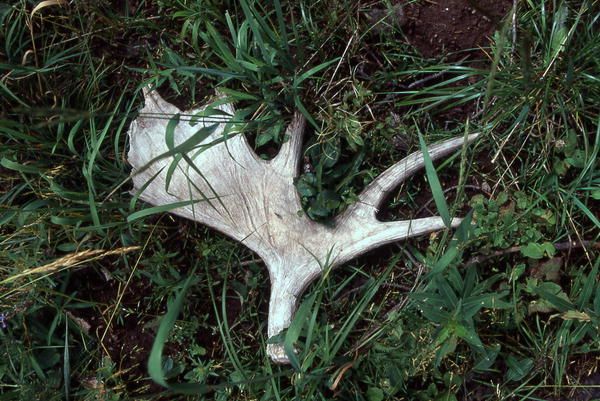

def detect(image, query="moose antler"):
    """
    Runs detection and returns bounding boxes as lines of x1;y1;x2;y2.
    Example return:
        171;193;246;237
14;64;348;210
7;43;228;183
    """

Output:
128;88;478;363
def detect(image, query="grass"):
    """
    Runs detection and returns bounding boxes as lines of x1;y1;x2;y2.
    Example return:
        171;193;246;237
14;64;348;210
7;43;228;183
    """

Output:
1;0;599;399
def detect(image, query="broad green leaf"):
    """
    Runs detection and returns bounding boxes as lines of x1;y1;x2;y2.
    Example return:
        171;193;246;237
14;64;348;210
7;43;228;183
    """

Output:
463;293;511;319
454;323;484;352
549;4;568;61
520;243;545;259
434;331;457;366
534;283;575;312
473;344;501;372
433;275;458;309
430;243;459;275
505;356;533;382
533;257;562;282
366;387;384;401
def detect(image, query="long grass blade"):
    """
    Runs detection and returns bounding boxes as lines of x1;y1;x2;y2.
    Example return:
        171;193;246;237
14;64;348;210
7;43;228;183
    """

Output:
418;132;451;228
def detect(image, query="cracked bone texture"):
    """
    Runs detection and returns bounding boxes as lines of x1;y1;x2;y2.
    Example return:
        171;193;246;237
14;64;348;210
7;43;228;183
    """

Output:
127;88;478;364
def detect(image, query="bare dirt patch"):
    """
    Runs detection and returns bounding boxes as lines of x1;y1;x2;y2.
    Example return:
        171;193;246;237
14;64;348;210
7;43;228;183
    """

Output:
402;0;513;59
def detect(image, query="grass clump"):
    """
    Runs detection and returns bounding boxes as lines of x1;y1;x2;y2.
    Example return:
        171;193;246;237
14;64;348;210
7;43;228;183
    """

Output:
1;0;598;400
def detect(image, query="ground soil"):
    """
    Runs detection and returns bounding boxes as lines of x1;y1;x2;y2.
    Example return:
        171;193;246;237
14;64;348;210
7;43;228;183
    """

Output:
66;230;257;395
67;268;169;394
384;0;513;123
400;0;513;59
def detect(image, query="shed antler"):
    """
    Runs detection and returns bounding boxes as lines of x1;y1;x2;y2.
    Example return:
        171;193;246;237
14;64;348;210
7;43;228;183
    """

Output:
128;88;478;364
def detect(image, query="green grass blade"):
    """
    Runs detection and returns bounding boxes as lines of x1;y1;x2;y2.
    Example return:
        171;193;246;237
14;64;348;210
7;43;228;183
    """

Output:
284;292;317;371
0;157;42;174
418;132;451;228
63;315;70;401
127;199;205;223
572;196;600;228
273;0;288;51
147;272;202;389
577;258;599;309
294;58;339;86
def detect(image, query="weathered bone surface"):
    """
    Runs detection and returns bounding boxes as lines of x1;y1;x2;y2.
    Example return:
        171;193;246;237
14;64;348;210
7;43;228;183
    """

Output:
128;88;478;363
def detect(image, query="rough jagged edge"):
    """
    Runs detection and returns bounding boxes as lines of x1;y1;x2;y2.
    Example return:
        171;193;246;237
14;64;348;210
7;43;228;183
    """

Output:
127;86;237;185
267;344;290;365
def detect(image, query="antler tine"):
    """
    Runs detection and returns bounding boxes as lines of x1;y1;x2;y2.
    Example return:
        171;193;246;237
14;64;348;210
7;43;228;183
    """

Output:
271;111;307;175
337;216;462;265
355;134;480;215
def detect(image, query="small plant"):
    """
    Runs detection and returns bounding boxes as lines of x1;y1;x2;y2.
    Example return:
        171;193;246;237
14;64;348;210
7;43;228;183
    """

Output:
412;265;511;367
470;191;556;254
292;82;375;220
294;139;365;220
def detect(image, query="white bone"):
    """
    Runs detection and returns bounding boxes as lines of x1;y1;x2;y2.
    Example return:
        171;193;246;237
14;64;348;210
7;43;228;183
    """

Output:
127;89;478;364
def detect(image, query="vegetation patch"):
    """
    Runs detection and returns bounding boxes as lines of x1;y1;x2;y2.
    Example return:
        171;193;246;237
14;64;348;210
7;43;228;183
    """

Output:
1;0;598;399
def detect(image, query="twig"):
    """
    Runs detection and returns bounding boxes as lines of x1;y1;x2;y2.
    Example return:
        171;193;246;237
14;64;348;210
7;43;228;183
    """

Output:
464;240;600;268
329;361;354;391
239;259;262;267
407;70;446;89
335;282;412;303
322;33;355;98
